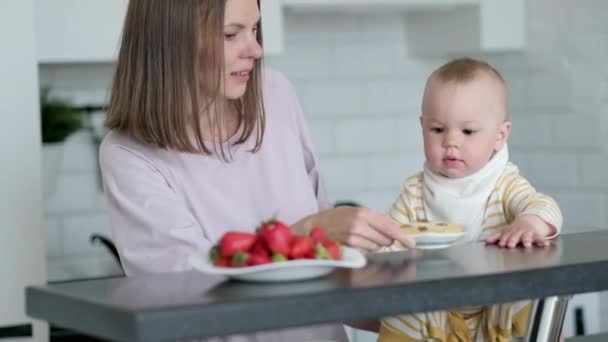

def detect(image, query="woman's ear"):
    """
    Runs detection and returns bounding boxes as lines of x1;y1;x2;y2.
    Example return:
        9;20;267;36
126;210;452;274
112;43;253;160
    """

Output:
495;120;512;151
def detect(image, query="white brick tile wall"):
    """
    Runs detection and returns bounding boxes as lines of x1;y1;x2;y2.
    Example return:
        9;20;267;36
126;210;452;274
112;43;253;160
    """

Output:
552;115;603;149
565;34;608;63
352;191;402;213
524;72;572;109
333;43;406;78
297;80;365;117
62;214;113;256
44;173;102;215
320;156;369;193
569;1;608;34
506;152;530;173
265;43;332;80
285;13;362;44
330;189;398;213
396;117;424;151
509;115;553;148
308;120;335;156
580;155;608;189
364;79;424;114
358;15;406;43
334;118;399;154
553;192;606;232
367;153;424;190
393;57;446;78
568;61;608;113
503;73;531;111
510;153;579;189
61;131;98;172
480;54;530;74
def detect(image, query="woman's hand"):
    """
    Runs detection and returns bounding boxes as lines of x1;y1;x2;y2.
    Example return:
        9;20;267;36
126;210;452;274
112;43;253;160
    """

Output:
484;214;556;248
292;206;416;252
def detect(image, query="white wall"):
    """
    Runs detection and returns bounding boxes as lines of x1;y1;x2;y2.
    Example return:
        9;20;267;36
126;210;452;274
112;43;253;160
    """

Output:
40;0;608;337
0;1;48;341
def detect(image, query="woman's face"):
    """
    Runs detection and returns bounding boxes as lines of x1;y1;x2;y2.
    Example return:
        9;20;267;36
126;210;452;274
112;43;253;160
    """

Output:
221;0;263;100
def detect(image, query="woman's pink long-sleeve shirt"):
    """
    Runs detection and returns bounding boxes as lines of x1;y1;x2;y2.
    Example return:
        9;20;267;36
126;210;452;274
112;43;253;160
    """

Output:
99;69;346;342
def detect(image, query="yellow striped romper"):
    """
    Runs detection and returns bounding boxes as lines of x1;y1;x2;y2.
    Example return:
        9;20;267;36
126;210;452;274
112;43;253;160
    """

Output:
380;162;563;342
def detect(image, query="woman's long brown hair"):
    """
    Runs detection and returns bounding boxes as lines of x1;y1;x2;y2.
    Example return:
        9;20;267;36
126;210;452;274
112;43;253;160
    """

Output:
105;0;265;160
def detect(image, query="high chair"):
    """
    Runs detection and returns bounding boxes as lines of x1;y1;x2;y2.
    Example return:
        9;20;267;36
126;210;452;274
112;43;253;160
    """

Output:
525;296;571;342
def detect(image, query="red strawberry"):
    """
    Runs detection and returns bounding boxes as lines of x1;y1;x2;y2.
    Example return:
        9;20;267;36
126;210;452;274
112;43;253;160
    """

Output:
219;231;256;258
251;236;269;258
247;253;271;266
214;256;231;267
322;240;342;260
304;249;316;259
231;251;250;267
259;220;292;256
289;236;314;259
309;226;325;243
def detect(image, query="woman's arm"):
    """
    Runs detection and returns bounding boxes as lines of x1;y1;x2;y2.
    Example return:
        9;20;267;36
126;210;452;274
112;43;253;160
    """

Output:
291;204;415;252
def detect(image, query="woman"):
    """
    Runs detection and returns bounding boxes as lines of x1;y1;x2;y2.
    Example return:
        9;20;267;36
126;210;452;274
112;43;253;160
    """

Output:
100;0;415;340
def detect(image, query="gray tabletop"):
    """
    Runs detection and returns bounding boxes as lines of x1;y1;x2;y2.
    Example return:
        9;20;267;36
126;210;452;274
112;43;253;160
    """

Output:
26;231;608;341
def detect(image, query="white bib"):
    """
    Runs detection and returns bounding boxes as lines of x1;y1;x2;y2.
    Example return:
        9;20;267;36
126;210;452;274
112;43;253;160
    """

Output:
422;146;509;242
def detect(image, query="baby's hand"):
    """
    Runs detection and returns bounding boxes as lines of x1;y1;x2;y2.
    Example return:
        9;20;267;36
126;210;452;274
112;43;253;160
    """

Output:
484;214;556;248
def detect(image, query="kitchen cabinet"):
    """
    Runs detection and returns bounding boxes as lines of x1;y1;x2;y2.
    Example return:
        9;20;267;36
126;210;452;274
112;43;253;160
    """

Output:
34;0;283;63
283;0;526;52
284;0;479;10
34;0;128;63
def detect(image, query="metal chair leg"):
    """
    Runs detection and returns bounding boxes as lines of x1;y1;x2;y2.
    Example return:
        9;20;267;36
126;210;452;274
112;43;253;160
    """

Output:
524;296;571;342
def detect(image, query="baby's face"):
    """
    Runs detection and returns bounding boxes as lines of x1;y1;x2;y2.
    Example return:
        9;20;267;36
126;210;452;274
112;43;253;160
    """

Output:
420;75;511;178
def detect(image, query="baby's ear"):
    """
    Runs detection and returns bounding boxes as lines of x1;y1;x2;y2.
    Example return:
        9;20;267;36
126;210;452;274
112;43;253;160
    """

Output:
495;120;512;150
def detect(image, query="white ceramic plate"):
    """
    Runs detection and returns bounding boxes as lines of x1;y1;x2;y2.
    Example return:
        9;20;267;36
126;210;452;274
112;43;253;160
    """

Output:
190;246;367;282
413;232;465;249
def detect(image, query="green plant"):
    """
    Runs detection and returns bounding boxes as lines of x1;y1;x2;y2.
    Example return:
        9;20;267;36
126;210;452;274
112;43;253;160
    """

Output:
40;88;84;143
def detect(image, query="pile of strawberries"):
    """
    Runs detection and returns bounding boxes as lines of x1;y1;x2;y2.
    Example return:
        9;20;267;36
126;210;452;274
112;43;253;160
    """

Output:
209;219;342;267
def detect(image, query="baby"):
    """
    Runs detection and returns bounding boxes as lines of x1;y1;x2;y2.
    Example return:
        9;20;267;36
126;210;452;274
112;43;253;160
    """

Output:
378;58;563;341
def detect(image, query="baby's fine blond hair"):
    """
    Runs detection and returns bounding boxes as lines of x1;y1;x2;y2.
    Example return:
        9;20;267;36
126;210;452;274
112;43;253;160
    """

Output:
424;57;509;121
431;57;505;84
